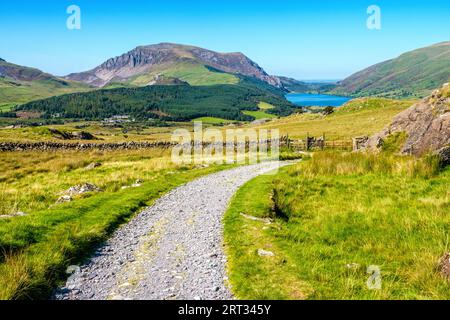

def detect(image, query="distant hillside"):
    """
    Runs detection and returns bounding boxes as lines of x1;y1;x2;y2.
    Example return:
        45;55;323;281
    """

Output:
65;43;283;88
0;59;90;109
330;42;450;98
17;84;296;121
279;76;336;93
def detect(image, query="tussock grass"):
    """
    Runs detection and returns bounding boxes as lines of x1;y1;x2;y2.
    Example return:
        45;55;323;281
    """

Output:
225;152;449;299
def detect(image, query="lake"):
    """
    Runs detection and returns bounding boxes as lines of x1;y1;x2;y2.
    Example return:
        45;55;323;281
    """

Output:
286;93;351;107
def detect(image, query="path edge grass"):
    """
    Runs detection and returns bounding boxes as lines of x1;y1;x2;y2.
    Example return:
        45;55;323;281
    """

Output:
0;164;230;300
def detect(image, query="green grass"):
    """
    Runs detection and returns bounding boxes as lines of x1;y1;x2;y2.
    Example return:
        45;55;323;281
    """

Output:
0;149;229;300
243;110;277;120
256;98;415;141
131;62;239;86
0;78;90;107
225;152;450;299
243;102;277;120
0;104;14;112
258;102;275;110
224;172;309;300
192;117;236;125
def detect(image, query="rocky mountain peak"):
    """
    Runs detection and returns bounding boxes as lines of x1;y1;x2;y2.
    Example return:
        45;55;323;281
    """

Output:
65;43;283;88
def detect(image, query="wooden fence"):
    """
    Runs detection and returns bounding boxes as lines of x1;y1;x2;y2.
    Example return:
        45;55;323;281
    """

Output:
281;134;353;151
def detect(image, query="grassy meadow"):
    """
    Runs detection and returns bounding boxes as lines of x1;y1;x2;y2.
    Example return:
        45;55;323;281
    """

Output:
0;149;229;299
0;98;413;144
255;98;415;141
0;78;90;110
225;151;450;299
130;62;240;87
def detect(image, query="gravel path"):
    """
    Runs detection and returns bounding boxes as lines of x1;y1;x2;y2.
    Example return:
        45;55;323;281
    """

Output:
55;161;286;300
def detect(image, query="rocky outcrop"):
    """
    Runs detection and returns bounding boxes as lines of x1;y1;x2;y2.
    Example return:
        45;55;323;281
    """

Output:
366;83;450;156
65;43;282;88
49;128;98;140
439;253;450;282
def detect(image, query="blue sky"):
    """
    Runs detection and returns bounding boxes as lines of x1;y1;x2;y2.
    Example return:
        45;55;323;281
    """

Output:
0;0;449;79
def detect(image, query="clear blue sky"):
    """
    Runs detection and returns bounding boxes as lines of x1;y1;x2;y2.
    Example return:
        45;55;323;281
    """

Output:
0;0;449;79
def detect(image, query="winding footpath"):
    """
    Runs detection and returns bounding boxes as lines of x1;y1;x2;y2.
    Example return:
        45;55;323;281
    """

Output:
55;161;286;300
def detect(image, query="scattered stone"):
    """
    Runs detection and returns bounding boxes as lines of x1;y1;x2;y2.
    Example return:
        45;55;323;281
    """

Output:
131;179;144;188
63;183;102;196
0;211;28;219
85;162;102;170
258;249;275;257
66;265;81;275
240;213;272;224
346;263;361;270
439;253;450;281
57;195;73;203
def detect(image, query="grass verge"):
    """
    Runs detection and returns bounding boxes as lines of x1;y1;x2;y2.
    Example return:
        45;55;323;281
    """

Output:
0;149;229;299
224;152;450;299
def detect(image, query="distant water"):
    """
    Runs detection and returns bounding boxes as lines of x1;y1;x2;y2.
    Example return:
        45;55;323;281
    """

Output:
286;93;351;107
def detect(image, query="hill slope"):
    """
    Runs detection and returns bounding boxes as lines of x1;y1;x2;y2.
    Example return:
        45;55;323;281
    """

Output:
278;76;336;93
0;59;90;109
65;43;282;88
330;42;450;98
17;84;295;121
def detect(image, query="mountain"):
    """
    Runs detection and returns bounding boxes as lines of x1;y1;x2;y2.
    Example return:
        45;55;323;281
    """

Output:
278;77;311;93
365;83;450;156
279;76;336;93
330;42;450;99
0;59;90;109
65;43;283;88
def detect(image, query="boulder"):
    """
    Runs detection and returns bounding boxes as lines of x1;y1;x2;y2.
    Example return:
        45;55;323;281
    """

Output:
64;183;102;196
439;253;450;281
435;146;450;167
85;162;102;170
366;83;450;156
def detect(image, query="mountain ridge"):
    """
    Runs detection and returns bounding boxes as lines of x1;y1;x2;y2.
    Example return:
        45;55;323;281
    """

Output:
65;43;283;88
0;59;90;108
329;41;450;98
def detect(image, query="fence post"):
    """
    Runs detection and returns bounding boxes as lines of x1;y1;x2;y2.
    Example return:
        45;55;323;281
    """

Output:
306;132;309;151
322;132;325;151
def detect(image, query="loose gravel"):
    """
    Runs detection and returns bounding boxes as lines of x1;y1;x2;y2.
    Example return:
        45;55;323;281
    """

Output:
55;161;287;300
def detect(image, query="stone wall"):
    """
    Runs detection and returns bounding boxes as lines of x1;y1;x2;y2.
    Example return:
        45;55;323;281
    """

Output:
0;141;174;152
